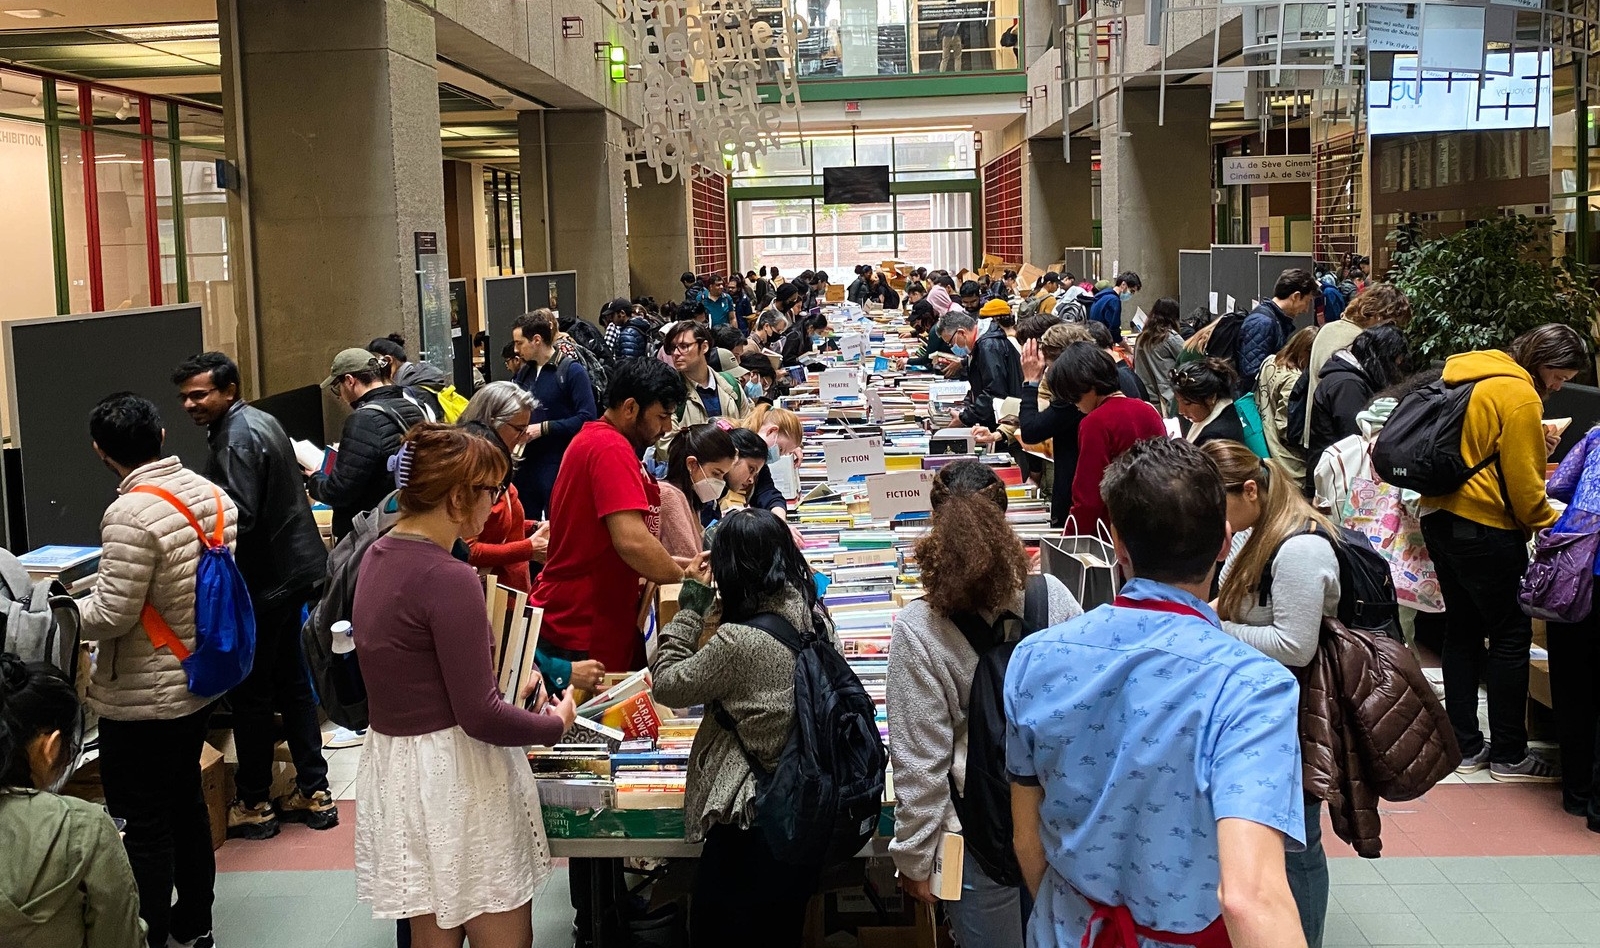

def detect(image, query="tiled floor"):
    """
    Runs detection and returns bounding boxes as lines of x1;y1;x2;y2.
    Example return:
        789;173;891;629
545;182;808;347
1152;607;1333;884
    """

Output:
205;701;1600;948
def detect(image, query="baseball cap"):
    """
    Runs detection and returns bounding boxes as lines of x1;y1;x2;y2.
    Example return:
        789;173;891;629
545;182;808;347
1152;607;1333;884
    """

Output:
600;297;632;318
1042;271;1063;284
322;348;379;389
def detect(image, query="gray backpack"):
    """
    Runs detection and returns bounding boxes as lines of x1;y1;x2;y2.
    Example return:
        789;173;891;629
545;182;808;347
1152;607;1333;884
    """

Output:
301;493;400;730
0;551;82;687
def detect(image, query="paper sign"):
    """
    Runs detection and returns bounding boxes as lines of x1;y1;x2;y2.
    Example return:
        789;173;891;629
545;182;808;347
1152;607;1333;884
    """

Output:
1209;291;1219;314
819;368;861;403
826;436;886;481
836;332;868;362
1225;295;1236;313
866;387;884;422
867;470;933;521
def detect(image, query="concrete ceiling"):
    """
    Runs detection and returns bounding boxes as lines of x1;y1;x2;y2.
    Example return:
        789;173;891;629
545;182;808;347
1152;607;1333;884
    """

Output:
0;0;212;29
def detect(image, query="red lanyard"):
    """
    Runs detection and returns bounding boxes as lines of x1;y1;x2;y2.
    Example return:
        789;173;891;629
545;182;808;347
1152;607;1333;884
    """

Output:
1112;596;1215;627
1080;898;1232;948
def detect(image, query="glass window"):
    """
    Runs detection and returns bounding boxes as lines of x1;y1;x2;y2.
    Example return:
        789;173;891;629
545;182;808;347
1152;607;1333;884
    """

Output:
176;105;224;147
94;131;152;309
0;70;46;122
87;88;141;135
0;114;56;317
764;215;809;252
179;145;238;356
59;129;93;313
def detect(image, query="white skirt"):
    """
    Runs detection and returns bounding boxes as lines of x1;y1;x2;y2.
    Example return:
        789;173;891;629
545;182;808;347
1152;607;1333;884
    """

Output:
354;725;550;928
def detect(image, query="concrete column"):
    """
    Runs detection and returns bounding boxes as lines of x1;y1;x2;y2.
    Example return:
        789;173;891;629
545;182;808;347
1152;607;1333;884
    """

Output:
1100;87;1212;299
442;160;483;332
517;111;552;272
544;110;629;325
626;175;692;305
1022;136;1094;265
225;0;445;397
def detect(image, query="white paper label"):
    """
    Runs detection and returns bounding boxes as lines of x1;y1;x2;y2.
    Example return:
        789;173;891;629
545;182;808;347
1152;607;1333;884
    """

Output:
867;470;933;520
837;333;868;362
825;436;887;481
819;368;861;403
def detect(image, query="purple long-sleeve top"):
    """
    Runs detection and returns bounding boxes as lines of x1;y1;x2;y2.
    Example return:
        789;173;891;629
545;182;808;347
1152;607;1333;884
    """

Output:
352;534;565;746
1547;425;1600;574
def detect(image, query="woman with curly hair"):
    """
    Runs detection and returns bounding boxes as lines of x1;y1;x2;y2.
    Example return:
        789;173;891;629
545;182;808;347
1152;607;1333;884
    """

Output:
886;460;1081;947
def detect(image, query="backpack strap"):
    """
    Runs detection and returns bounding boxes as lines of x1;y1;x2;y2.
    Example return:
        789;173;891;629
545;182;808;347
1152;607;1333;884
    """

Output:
1022;573;1050;635
359;398;410;432
128;484;227;663
1255;519;1334;607
709;610;808;780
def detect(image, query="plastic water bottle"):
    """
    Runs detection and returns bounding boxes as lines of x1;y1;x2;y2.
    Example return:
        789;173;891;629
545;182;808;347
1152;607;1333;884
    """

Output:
331;620;355;655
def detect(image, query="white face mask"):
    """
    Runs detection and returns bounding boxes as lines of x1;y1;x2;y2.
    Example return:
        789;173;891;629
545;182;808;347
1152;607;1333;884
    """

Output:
690;460;725;502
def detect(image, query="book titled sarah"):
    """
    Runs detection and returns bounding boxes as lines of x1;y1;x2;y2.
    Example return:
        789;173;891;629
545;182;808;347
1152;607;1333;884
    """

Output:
577;669;662;740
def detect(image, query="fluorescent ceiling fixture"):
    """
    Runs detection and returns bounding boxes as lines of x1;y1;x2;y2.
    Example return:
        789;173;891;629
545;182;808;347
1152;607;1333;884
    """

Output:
3;8;62;18
105;22;219;41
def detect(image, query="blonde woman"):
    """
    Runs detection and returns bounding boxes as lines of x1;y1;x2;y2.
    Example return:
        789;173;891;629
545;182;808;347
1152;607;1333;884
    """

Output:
1203;439;1341;948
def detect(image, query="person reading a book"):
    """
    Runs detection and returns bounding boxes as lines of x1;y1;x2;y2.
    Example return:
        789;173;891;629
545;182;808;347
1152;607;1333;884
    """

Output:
1005;437;1308;948
660;423;736;561
887;460;1080;948
0;654;147;948
352;423;576;948
651;508;840;948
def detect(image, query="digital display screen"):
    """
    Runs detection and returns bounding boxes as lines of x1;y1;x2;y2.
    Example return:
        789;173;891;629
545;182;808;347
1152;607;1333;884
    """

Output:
1367;51;1551;136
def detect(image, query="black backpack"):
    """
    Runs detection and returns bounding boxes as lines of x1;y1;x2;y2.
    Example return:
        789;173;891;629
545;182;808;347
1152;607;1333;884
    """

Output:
1371;378;1499;499
947;575;1050;887
301;495;400;729
563;317;614;364
712;610;887;868
1204;311;1248;373
1179;307;1210;339
554;342;608;410
1261;523;1402;641
1285;371;1311;450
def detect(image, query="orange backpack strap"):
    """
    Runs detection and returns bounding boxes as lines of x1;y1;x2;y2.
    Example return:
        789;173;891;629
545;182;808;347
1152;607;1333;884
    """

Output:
128;483;226;549
128;482;227;662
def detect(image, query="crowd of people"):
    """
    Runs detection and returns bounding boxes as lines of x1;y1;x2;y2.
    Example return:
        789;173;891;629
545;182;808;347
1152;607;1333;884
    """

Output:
0;258;1597;948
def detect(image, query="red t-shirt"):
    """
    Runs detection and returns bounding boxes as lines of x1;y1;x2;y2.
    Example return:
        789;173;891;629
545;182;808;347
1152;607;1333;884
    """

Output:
531;419;660;671
1069;394;1167;533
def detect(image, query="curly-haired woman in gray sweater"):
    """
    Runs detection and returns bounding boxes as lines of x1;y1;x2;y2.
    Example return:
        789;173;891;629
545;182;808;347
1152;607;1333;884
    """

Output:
886;460;1080;947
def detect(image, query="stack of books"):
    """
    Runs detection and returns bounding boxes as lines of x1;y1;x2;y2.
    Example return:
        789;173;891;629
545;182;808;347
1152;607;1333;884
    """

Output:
18;545;100;594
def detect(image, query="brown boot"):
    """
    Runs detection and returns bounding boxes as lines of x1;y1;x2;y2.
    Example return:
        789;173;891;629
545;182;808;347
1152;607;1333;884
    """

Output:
275;788;339;830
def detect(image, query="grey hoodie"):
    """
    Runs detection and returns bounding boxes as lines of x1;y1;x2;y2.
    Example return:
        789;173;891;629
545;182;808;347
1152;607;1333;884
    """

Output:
0;792;146;948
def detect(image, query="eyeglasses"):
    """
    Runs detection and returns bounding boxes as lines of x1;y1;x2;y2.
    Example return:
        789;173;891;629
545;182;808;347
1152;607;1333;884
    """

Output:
476;484;508;504
177;386;217;404
665;341;700;354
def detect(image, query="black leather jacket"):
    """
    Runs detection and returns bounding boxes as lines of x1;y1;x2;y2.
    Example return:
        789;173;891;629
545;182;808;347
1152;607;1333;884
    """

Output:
307;386;425;539
958;322;1023;429
206;400;329;604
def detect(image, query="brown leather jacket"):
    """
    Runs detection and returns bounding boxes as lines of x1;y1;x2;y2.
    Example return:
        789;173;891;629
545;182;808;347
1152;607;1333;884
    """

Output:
1299;619;1462;857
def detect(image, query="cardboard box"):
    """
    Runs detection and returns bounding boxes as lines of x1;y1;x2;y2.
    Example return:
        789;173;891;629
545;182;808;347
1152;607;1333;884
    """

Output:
200;742;230;850
658;584;682;628
1530;658;1552;709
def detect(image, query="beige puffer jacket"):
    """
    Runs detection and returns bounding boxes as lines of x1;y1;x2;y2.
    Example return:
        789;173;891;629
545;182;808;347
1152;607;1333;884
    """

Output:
79;456;238;722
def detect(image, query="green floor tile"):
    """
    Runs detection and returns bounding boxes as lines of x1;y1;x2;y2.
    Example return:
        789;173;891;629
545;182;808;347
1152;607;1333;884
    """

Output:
1371;858;1450;886
1495;856;1578;885
1429;857;1514;885
1335;883;1410;914
1456;883;1542;915
1519;882;1600;914
1329;858;1386;885
1396;884;1477;916
1323;912;1371;947
1482;912;1583;945
1352;912;1440;946
1554;912;1600;940
1414;912;1508;946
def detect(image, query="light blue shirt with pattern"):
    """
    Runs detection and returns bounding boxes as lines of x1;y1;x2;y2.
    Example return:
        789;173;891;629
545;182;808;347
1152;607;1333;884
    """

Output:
1004;577;1305;946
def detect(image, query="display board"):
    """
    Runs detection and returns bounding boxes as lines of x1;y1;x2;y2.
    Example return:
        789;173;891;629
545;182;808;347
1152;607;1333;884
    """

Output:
1061;247;1101;283
1257;253;1317;329
5;305;208;548
484;272;586;370
1178;250;1211;321
1209;245;1262;315
255;384;327;449
1545;382;1600;464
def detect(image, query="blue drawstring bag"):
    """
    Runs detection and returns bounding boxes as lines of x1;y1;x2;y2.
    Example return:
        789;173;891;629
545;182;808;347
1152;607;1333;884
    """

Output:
132;484;256;698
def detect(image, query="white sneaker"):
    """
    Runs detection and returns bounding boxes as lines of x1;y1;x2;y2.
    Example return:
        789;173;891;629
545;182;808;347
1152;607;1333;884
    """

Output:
324;726;366;749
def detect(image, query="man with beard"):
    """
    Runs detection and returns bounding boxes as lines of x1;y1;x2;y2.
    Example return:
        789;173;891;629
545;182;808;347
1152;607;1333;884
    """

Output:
529;357;688;948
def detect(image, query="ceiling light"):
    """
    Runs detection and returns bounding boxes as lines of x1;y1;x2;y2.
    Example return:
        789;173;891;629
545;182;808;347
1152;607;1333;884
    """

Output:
3;8;63;19
104;22;219;42
114;98;129;121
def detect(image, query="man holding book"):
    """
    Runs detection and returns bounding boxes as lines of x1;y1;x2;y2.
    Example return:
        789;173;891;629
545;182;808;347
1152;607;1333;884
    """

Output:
1005;437;1308;948
172;352;337;841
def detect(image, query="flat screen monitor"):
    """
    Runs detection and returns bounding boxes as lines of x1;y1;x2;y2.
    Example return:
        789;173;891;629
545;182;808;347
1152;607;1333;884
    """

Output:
822;165;891;204
1367;51;1552;136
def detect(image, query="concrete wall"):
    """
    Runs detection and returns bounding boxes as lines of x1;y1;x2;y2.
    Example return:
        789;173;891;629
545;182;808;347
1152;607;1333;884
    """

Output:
545;110;629;325
627;176;692;305
1023;136;1094;264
